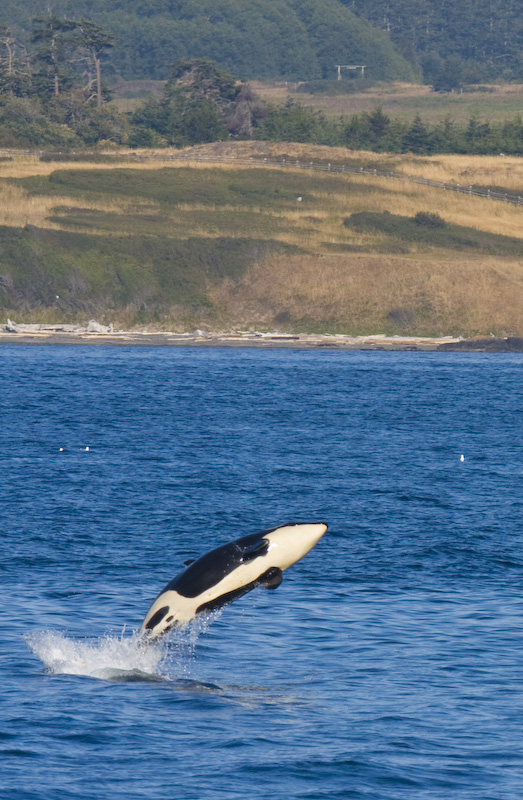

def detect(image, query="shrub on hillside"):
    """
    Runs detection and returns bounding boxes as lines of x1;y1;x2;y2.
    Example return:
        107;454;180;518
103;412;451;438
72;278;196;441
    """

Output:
413;212;447;228
344;210;523;255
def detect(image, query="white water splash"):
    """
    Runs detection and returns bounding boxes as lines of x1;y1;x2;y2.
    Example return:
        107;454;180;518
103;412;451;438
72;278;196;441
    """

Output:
25;630;167;681
24;614;220;683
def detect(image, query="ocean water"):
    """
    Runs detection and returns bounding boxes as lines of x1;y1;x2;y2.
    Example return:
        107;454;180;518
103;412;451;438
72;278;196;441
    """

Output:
2;345;523;800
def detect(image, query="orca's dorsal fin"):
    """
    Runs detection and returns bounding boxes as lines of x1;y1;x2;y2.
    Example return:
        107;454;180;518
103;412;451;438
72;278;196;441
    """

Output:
242;538;269;563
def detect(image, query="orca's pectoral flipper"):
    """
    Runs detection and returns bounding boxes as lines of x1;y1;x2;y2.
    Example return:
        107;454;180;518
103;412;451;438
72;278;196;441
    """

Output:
258;567;283;590
242;538;270;563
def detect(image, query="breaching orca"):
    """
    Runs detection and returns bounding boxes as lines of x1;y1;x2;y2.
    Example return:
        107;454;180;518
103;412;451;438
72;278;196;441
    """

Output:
141;521;327;639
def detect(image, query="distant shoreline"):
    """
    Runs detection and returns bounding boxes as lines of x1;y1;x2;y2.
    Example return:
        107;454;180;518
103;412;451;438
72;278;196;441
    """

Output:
1;325;523;352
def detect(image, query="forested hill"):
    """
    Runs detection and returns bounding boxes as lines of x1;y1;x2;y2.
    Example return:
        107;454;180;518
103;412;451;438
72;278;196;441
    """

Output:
0;0;416;82
347;0;523;86
3;0;521;86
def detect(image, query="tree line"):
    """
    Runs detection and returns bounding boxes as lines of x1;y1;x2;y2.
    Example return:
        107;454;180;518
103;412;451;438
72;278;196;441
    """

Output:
2;0;522;85
257;104;523;156
1;24;523;156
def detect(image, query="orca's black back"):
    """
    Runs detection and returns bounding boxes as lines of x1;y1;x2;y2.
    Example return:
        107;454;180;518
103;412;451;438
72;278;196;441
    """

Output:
164;531;266;598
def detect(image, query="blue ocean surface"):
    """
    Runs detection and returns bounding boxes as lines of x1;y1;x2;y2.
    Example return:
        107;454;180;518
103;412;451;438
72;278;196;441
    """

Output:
2;345;523;800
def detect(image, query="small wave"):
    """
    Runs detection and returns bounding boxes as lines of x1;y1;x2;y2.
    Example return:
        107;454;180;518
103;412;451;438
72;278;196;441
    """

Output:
24;615;220;683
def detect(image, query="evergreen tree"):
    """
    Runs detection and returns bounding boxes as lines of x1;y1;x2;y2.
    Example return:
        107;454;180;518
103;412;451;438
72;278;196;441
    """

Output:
465;117;495;154
0;25;32;97
31;16;77;99
367;106;390;140
341;113;367;149
402;115;430;154
76;20;115;107
132;59;256;146
0;15;127;144
165;59;240;106
256;99;327;143
0;94;77;147
429;55;466;92
430;116;464;153
500;115;523;155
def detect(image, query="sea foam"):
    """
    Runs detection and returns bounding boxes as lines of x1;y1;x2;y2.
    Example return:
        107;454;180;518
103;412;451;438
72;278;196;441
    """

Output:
24;615;218;682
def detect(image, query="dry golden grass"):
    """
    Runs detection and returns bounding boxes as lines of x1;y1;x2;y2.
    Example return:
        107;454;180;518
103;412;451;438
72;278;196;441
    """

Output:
0;149;183;178
305;172;523;240
3;142;522;191
0;181;161;231
393;154;523;190
210;252;523;335
2;139;523;338
168;156;523;245
0;154;121;178
2;149;521;248
175;139;523;190
169;139;380;164
0;183;105;229
167;145;523;239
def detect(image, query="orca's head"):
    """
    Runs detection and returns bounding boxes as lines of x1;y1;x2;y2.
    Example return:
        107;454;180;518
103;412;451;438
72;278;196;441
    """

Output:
261;522;327;571
141;604;181;640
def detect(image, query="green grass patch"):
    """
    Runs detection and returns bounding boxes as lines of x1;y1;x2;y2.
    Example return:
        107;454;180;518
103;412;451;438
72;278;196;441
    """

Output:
12;166;380;209
47;208;171;235
48;206;305;239
344;211;523;255
0;224;291;322
296;79;374;95
39;153;137;163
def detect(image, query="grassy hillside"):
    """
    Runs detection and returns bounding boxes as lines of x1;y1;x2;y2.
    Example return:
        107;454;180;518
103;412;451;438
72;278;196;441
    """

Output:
1;143;523;336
